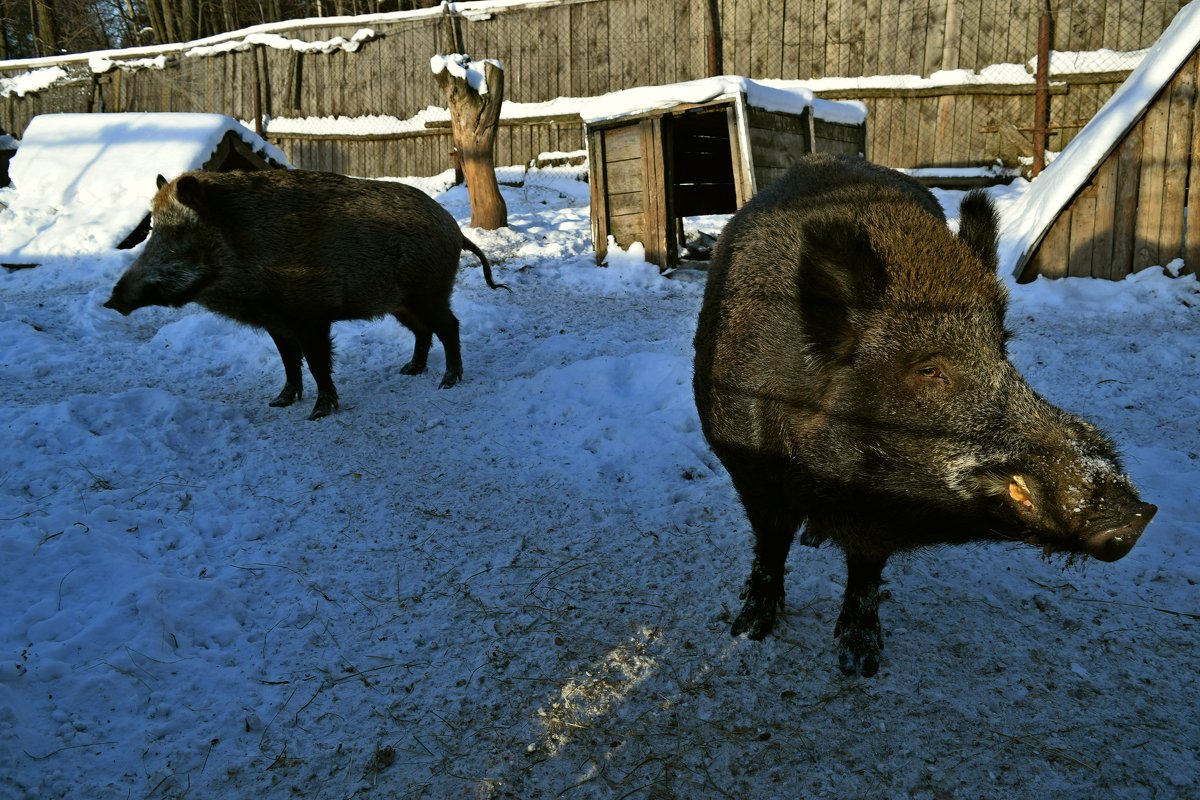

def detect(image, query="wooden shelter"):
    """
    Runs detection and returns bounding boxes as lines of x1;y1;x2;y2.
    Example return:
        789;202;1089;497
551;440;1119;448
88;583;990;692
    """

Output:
1011;3;1200;282
584;78;867;269
0;113;288;267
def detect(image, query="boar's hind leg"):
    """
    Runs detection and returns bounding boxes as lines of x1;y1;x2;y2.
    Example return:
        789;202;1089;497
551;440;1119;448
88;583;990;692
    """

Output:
731;487;801;640
393;306;462;389
834;551;887;678
297;322;339;420
266;329;304;408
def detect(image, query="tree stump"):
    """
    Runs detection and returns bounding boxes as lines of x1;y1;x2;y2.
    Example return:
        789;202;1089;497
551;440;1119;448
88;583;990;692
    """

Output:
432;54;508;230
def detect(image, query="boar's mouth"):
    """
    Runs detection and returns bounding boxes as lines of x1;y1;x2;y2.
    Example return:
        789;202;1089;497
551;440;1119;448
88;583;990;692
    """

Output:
996;474;1155;563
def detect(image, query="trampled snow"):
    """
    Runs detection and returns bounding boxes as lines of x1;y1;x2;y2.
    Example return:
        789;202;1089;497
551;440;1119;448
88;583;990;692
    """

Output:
0;136;1197;798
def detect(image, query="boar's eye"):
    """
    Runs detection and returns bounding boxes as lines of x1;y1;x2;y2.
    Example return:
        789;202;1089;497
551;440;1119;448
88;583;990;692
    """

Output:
914;362;950;387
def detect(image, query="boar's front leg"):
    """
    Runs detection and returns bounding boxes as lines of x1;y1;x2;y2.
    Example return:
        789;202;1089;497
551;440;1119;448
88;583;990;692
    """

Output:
731;485;800;640
266;328;304;408
834;551;887;678
297;321;339;420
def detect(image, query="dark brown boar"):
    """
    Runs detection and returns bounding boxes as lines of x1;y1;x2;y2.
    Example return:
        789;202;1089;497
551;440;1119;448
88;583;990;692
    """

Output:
105;169;505;419
693;154;1156;677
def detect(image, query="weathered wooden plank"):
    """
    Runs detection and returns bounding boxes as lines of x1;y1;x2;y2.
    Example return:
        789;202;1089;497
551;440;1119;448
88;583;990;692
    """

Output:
745;106;806;134
916;95;940;166
1068;183;1098;278
1157;57;1195;267
588;128;609;263
727;105;753;205
1133;75;1172;270
642;116;674;268
1034;206;1072;280
1089;148;1120;279
603;124;643;162
747;127;810;168
605;157;644;194
1110;121;1144;277
810;0;828;78
610;211;645;245
922;0;947;75
1185;55;1200;275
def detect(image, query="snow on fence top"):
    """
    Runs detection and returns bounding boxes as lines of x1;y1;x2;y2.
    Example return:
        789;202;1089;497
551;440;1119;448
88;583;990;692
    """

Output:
577;76;868;125
0;113;288;262
999;1;1200;277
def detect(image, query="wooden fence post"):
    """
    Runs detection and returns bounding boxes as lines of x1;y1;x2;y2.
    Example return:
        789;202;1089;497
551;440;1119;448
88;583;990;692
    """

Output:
252;45;265;139
1032;8;1052;176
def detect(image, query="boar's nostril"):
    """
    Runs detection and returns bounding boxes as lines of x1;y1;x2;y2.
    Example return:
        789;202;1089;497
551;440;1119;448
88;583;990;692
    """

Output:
1084;502;1157;562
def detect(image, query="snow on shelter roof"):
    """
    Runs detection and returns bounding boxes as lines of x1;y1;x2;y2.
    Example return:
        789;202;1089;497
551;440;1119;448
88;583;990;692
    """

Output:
0;113;288;263
578;76;868;126
1002;1;1200;278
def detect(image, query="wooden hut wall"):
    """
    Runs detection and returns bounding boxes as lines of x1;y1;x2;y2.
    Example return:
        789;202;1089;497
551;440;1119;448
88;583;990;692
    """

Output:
745;106;810;191
1024;48;1199;281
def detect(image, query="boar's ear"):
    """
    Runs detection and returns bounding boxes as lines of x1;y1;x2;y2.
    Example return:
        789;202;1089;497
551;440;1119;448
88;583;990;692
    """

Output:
957;190;999;274
798;217;887;362
156;174;168;190
173;175;210;216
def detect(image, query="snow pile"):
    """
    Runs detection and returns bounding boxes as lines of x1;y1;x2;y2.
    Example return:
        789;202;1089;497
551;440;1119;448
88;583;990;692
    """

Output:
579;75;868;125
0;113;288;262
88;54;167;73
185;28;377;58
0;66;68;98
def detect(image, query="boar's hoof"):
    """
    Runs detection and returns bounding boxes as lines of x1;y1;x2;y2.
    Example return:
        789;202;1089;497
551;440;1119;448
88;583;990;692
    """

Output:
270;384;302;408
834;619;883;678
308;392;339;420
400;361;426;376
439;369;463;389
731;588;783;641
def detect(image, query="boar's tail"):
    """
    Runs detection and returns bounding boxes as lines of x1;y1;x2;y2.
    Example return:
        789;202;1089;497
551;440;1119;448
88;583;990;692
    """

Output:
462;236;510;291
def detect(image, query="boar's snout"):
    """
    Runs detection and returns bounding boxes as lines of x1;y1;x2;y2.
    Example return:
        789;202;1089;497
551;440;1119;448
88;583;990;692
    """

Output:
1084;500;1157;562
103;288;135;316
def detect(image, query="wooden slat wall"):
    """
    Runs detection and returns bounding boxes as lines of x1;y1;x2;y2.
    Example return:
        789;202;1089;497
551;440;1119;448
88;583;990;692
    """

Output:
0;0;1189;178
1023;47;1200;280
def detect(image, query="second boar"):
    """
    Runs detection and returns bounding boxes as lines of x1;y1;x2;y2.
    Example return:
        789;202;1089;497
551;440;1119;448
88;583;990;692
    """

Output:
105;169;505;419
693;154;1156;677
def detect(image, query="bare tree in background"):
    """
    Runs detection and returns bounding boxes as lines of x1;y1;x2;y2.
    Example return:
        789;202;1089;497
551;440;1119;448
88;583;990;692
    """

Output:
0;0;439;58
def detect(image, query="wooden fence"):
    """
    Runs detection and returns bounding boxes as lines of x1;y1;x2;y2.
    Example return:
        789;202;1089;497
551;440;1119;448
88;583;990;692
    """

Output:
0;0;1189;177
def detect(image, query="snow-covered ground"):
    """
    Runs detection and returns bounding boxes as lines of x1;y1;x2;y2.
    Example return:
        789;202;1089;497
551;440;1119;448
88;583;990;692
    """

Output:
1;159;1197;799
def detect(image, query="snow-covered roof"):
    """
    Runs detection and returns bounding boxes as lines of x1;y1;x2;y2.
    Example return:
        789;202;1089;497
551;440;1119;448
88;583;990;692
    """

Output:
1001;1;1200;278
578;76;868;126
0;113;289;262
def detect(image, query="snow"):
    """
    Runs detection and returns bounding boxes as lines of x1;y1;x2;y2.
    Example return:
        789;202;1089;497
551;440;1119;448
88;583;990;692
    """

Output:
1;116;1198;799
185;28;377;58
430;54;504;96
1001;1;1200;277
0;66;68;98
0;113;289;262
578;75;867;125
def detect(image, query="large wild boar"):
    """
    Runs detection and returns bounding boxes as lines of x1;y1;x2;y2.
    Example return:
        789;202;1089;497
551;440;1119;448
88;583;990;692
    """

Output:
693;154;1156;677
105;169;505;420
